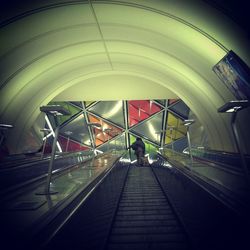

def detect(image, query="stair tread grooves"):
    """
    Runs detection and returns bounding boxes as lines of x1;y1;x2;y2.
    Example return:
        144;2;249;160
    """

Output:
118;205;169;208
107;242;189;250
115;218;178;222
117;212;173;216
111;227;184;235
118;207;171;210
107;167;188;249
121;197;166;200
113;221;180;227
115;216;176;220
109;233;187;243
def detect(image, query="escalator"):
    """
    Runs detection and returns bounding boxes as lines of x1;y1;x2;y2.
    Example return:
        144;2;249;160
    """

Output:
44;165;191;250
106;166;190;250
27;158;249;250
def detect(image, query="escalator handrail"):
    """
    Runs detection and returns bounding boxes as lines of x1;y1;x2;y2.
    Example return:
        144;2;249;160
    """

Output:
30;153;127;249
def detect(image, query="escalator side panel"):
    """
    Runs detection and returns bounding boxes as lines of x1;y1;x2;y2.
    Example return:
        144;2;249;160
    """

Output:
152;165;249;250
45;163;129;250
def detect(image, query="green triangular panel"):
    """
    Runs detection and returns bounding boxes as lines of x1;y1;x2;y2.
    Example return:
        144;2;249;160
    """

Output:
130;112;163;145
129;134;158;155
69;102;83;109
87;101;125;127
155;100;165;106
129;134;137;145
48;101;81;125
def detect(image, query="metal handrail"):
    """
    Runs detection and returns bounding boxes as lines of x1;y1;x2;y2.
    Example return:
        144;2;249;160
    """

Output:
31;153;127;249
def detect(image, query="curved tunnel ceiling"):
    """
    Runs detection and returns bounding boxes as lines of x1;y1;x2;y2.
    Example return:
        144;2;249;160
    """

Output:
0;0;249;153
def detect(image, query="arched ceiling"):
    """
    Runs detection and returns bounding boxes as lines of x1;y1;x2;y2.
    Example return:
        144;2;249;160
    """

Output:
0;0;249;154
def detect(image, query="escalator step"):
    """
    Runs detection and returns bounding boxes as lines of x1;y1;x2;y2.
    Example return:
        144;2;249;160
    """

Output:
106;167;189;250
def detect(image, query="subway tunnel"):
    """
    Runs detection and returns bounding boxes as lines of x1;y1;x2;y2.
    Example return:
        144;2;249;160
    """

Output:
0;0;250;249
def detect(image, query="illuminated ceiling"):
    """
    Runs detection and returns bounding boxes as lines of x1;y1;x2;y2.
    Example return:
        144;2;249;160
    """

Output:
0;0;249;154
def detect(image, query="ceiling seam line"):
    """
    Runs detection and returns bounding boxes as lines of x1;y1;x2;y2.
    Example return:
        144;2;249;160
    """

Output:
94;0;228;52
88;0;113;70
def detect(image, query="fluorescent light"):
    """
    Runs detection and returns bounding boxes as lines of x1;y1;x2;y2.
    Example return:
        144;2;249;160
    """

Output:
40;105;71;116
64;131;73;135
183;119;195;126
218;100;249;113
0;124;13;129
226;108;235;113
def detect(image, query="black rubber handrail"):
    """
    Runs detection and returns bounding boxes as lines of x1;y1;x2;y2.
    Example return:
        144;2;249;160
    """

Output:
30;154;126;249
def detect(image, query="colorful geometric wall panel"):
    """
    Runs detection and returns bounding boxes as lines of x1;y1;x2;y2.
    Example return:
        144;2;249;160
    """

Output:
60;114;91;146
87;101;125;127
85;101;96;107
128;100;162;127
41;99;191;155
131;112;164;144
168;99;179;105
169;100;190;119
88;114;123;147
49;101;82;125
58;136;89;152
98;133;126;152
69;102;83;108
165;112;187;144
155;100;165;106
